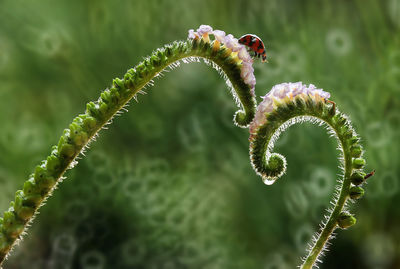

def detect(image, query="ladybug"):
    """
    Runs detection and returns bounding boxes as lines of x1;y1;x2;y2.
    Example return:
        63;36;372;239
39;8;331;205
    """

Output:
238;34;267;62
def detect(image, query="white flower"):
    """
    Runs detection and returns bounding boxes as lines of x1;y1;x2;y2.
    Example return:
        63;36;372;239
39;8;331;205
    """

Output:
224;34;243;52
187;25;256;96
249;96;273;134
250;82;331;134
288;82;305;96
265;82;330;101
238;47;252;62
197;25;213;36
212;30;226;43
270;83;290;99
188;29;198;39
312;89;330;99
241;62;256;94
241;62;253;76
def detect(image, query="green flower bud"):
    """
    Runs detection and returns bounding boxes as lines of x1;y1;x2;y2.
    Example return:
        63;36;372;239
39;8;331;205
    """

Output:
348;136;360;146
46;154;61;173
98;102;109;116
23;193;42;207
36;174;55;191
82;115;97;131
69;122;88;147
15;206;35;221
100;91;111;104
72;131;88;147
165;45;173;56
353;158;366;169
337;212;357;229
2;211;14;227
2;211;24;238
22;179;43;206
305;97;315;110
59;143;76;159
156;48;167;64
86;101;100;118
295;95;306;110
33;166;47;183
349;186;364;199
341;127;353;139
315;100;323;114
135;63;146;78
112;78;125;90
350;171;366;185
334;115;347;126
328;103;336;117
14;191;35;220
150;54;161;67
0;232;10;253
109;87;121;104
143;57;154;72
350;145;363;158
23;178;40;195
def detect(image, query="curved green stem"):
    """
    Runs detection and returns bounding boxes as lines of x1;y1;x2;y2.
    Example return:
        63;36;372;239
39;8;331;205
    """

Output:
0;38;256;265
249;94;368;268
301;116;353;269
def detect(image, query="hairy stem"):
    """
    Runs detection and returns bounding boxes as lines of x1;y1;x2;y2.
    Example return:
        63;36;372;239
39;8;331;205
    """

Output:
249;93;368;268
301;117;353;269
0;38;256;265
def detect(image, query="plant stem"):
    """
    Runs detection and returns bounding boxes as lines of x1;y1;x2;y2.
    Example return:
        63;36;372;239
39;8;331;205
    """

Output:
0;38;256;265
301;121;352;269
249;94;366;268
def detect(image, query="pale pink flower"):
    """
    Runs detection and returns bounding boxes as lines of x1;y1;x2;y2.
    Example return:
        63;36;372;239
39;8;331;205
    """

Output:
188;29;198;39
288;82;305;96
270;83;290;99
311;89;330;99
187;25;256;96
249;96;273;134
238;47;252;62
212;30;226;43
196;25;213;36
223;34;243;52
250;82;331;134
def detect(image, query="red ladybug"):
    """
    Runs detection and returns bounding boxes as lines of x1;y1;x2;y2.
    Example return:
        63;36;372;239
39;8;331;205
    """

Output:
238;34;267;62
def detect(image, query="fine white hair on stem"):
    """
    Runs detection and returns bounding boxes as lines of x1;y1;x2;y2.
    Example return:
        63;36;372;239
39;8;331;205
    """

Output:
250;107;358;268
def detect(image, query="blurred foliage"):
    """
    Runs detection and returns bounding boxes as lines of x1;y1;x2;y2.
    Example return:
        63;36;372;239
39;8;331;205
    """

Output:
0;0;399;268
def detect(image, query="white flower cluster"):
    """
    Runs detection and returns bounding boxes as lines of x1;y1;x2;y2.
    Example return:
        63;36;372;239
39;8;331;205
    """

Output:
188;25;256;96
249;82;331;134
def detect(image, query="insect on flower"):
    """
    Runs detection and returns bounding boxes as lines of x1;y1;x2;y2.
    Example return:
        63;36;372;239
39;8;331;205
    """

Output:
238;34;267;62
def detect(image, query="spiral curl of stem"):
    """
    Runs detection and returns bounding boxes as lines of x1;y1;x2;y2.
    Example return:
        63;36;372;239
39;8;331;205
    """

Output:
249;93;370;268
0;37;257;265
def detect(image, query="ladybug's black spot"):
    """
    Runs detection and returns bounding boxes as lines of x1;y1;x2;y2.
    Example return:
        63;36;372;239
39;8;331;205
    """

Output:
245;35;251;45
257;42;264;51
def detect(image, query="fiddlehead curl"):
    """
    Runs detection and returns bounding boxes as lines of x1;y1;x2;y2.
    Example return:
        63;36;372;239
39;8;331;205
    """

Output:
0;25;257;265
249;82;373;268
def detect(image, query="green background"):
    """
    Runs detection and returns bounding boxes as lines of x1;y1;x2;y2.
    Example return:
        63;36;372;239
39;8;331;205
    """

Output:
0;0;399;268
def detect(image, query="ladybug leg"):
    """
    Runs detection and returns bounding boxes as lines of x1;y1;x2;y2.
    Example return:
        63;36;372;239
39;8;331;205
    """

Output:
262;54;267;62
